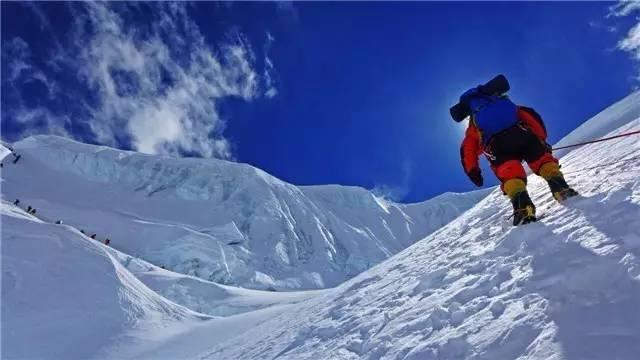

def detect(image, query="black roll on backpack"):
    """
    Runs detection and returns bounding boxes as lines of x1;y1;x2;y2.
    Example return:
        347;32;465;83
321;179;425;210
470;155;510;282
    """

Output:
449;74;511;122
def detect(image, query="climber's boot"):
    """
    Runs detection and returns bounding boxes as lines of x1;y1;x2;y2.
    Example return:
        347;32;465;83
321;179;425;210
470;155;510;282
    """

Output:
547;176;579;202
511;190;537;226
538;162;579;203
504;179;536;226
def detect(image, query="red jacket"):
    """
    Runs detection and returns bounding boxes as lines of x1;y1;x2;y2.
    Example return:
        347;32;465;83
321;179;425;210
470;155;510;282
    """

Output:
460;106;548;175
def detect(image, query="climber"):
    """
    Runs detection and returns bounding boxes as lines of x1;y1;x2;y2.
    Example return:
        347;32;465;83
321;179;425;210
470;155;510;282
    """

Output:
90;234;97;240
13;199;20;206
104;238;111;246
26;205;32;213
451;75;578;225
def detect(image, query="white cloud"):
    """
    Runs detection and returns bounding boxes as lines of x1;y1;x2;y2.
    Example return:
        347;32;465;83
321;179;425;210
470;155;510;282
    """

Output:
609;1;640;80
2;2;278;159
609;1;640;17
619;22;640;60
74;2;266;158
263;31;278;98
1;37;63;139
275;1;300;25
22;1;63;54
12;107;72;139
3;37;32;82
371;161;412;202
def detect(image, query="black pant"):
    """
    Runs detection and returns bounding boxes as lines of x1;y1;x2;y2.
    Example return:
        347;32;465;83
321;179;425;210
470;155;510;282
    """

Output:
487;125;547;167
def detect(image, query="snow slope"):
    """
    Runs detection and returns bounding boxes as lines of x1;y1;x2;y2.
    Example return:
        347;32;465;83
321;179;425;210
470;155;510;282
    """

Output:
106;248;323;316
0;201;211;359
1;136;487;290
2;91;638;359
184;95;640;359
1;199;327;359
0;143;11;163
553;90;640;157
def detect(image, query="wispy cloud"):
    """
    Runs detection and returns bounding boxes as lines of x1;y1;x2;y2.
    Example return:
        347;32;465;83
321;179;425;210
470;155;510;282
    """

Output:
609;1;640;80
372;160;412;202
619;22;640;60
22;1;63;54
2;37;64;135
264;31;278;99
275;1;300;26
2;37;32;83
12;107;72;139
2;2;277;159
609;1;640;17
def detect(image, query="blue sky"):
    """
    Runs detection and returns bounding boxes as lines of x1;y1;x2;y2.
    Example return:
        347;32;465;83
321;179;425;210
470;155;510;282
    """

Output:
2;2;639;202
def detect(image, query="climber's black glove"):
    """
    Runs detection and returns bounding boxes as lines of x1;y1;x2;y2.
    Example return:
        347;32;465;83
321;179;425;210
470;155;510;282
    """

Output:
467;167;483;187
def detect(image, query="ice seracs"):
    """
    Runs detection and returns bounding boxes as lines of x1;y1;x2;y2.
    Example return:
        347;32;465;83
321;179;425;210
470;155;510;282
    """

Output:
203;93;640;360
2;135;487;290
2;91;639;359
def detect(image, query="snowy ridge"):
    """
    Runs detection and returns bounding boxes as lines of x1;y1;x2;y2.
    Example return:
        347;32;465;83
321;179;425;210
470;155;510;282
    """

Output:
2;136;486;290
1;201;210;359
553;90;640;157
105;247;324;317
1;200;325;358
195;99;640;359
3;90;639;359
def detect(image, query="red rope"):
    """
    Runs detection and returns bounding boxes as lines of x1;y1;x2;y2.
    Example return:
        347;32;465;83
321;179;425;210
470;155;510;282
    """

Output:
552;130;640;151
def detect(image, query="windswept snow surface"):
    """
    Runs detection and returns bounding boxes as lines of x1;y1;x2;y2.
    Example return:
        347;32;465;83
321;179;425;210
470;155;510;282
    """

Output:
196;97;640;359
0;201;211;359
107;249;323;316
1;136;487;290
2;92;639;359
1;200;323;359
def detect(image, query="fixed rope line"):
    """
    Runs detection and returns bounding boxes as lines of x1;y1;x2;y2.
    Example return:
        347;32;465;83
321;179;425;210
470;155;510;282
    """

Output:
549;129;640;176
552;130;640;151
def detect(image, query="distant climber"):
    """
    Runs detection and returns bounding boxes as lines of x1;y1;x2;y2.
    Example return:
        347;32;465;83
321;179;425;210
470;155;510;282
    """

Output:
90;234;97;240
30;208;36;215
13;199;20;206
104;238;110;246
451;75;578;225
26;206;32;213
55;220;63;225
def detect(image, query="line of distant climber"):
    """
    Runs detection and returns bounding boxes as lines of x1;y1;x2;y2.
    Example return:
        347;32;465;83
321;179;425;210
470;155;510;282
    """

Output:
79;229;111;246
12;199;37;215
1;146;22;168
12;198;111;246
6;152;115;248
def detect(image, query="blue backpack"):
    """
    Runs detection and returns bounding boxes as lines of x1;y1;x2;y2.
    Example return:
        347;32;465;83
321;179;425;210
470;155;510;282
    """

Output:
460;88;519;143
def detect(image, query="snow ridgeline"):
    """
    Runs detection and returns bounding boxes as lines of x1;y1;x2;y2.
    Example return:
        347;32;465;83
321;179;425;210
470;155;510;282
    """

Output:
1;201;210;359
1;200;323;359
2;90;638;359
179;97;640;359
2;136;487;290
